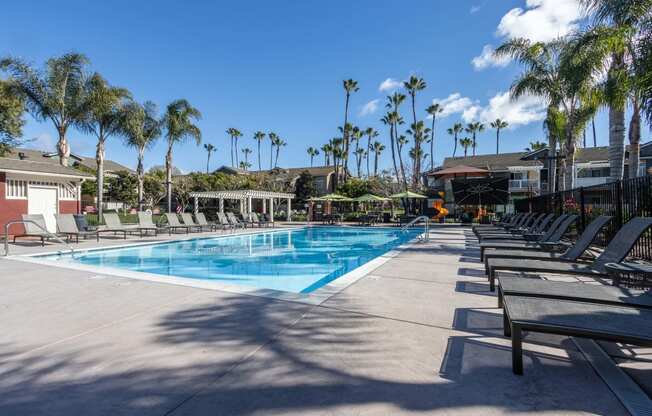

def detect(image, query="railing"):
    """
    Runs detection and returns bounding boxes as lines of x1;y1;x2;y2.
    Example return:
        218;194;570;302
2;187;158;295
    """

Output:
509;179;540;189
514;175;652;261
3;220;74;257
401;215;430;242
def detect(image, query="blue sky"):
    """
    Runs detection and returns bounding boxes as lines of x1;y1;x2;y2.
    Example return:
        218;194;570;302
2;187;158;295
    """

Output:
1;0;612;173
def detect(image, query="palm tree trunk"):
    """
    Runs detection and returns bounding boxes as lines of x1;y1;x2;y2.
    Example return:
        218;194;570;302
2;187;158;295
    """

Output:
453;133;458;157
274;146;280;168
495;129;500;154
430;117;435;170
374;150;379;176
342;94;350;182
564;129;576;190
608;55;626;182
96;137;105;220
137;148;145;211
230;137;234;167
366;137;371;177
57;125;70;167
310;155;314;167
410;93;419;186
235;138;239;166
270;142;273;170
258;141;262;171
206;151;211;174
472;133;476;156
628;96;641;178
166;144;173;213
389;127;399;186
592;117;597;147
547;137;557;194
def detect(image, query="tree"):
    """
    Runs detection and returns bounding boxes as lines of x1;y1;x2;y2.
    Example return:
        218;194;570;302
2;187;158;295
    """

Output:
239;161;252;171
465;121;485;156
306;146;319;167
381;113;401;186
105;171;138;208
294;171;317;203
525;140;547;152
341;79;359;183
120;100;162;211
271;135;286;168
0;79;25;155
490;119;509;154
163;99;202;212
459;137;472;157
1;53;89;166
241;147;253;170
447;123;464;157
403;76;427;181
143;170;167;209
268;132;278;169
226;128;242;167
78;73;131;219
371;141;385;176
363;127;378;177
425;103;443;171
406;120;431;185
203;143;215;173
396;134;409;187
253;131;266;171
354;147;365;176
321;143;333;165
349;126;364;176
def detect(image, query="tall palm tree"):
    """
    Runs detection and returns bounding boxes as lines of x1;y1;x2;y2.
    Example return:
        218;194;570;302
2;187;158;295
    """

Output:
306;146;319;167
331;137;343;179
459;137;472;157
490;119;509;154
226;128;236;167
77;73;131;219
406;121;431;185
241;147;253;170
354;148;365;177
465;121;485;156
350;126;364;176
232;128;243;166
120;101;161;211
341;79;359;182
396;134;409;187
272;136;286;168
525;140;547;152
163;99;201;212
426;103;443;170
268;132;278;169
1;53;89;166
385;93;406;186
403;76;427;181
321;143;333;165
381;113;401;186
447;123;464;157
239;161;251;171
371;141;385;176
253;131;266;171
364;127;378;177
578;0;651;181
203;143;215;173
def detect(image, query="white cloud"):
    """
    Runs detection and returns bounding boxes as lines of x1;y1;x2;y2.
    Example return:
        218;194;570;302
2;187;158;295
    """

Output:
462;91;547;127
470;5;482;14
472;0;584;70
432;93;476;118
471;44;511;70
378;78;402;92
358;99;380;117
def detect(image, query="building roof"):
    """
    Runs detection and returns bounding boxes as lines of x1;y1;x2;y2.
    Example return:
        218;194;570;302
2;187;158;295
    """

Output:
0;148;131;177
76;156;134;174
216;165;338;177
0;156;92;178
441;151;543;171
429;165;489;177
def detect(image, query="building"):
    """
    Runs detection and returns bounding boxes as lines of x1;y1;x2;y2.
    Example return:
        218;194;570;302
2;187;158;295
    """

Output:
425;143;652;212
0;148;93;234
215;165;341;195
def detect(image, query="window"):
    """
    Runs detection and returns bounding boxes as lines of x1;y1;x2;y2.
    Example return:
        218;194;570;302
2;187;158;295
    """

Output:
577;167;610;178
6;179;27;198
5;178;77;200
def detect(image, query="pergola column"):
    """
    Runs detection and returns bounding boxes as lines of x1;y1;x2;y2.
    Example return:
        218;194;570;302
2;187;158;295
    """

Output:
248;196;252;213
262;199;267;214
239;199;244;214
193;197;199;216
269;198;275;223
219;198;224;213
286;197;291;222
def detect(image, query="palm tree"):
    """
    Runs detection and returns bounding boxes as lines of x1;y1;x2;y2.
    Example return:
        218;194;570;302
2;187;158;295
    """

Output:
354;148;365;177
272;136;286;168
525;140;547;152
341;79;359;182
403;76;427;180
77;73;131;219
203;143;215;173
253;131;266;171
350;126;364;176
306;146;319;167
331;137;344;178
239;161;252;171
226;128;236;167
321;143;333;165
1;53;89;166
241;147;253;170
490;119;509;154
163;99;201;212
233;128;243;166
364;127;378;176
406;121;431;185
426;103;443;170
385;93;407;182
120;101;161;211
447;123;464;157
577;0;650;181
371;141;385;176
465;121;485;156
460;137;472;157
381;113;400;186
268;132;278;169
396;134;409;187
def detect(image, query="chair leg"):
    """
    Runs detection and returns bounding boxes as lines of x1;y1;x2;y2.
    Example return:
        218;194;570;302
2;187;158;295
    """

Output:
511;324;523;375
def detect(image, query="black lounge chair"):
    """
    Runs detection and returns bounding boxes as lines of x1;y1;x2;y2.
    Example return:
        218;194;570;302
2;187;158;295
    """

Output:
479;215;577;261
475;213;531;236
482;215;612;274
477;213;548;241
486;217;652;291
496;275;652;308
165;213;191;234
502;295;652;374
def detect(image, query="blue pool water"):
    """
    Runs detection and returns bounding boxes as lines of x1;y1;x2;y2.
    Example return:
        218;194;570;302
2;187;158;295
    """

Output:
40;227;422;293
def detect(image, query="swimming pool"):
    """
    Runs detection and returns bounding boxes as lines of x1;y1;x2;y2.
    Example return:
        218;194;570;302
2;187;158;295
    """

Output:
39;227;422;293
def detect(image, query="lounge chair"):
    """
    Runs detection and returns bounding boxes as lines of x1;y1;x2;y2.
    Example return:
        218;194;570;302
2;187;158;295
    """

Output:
474;213;529;236
261;213;274;227
138;212;164;236
497;275;652;309
479;215;577;261
55;214;100;243
486;217;652;291
179;213;205;232
482;215;612;274
502;295;652;374
103;212;154;237
226;212;246;229
164;213;191;234
473;213;519;232
196;212;223;231
242;213;258;228
13;214;61;246
477;213;548;241
217;212;235;230
250;212;270;228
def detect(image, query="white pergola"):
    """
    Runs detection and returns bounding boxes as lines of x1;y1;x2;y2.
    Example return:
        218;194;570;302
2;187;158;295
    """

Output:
189;190;296;222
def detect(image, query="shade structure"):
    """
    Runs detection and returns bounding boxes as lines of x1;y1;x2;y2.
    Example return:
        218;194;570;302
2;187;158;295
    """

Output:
390;191;427;199
309;193;353;202
451;177;509;206
354;193;390;202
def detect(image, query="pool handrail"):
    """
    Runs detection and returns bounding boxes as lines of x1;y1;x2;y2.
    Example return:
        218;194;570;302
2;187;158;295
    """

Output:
401;215;430;242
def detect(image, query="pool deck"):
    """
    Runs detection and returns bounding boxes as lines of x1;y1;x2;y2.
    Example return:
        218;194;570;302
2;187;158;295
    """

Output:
0;224;644;415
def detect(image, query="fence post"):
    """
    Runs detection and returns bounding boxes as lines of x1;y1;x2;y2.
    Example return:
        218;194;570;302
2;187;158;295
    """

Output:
579;187;586;232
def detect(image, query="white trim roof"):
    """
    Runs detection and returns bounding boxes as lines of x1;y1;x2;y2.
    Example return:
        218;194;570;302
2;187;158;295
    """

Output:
189;190;295;199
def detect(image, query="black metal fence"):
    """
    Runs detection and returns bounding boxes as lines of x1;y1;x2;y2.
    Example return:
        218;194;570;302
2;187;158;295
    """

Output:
514;176;652;261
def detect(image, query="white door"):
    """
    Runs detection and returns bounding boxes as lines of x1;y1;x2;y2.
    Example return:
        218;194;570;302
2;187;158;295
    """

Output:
28;186;58;232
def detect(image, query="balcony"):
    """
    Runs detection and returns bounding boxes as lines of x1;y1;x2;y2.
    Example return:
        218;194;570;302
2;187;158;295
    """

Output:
509;179;540;190
575;177;609;187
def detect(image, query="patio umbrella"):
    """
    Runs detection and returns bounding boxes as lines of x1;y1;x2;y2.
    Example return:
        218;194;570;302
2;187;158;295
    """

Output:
310;193;353;202
390;191;427;199
451;177;509;206
354;193;390;202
